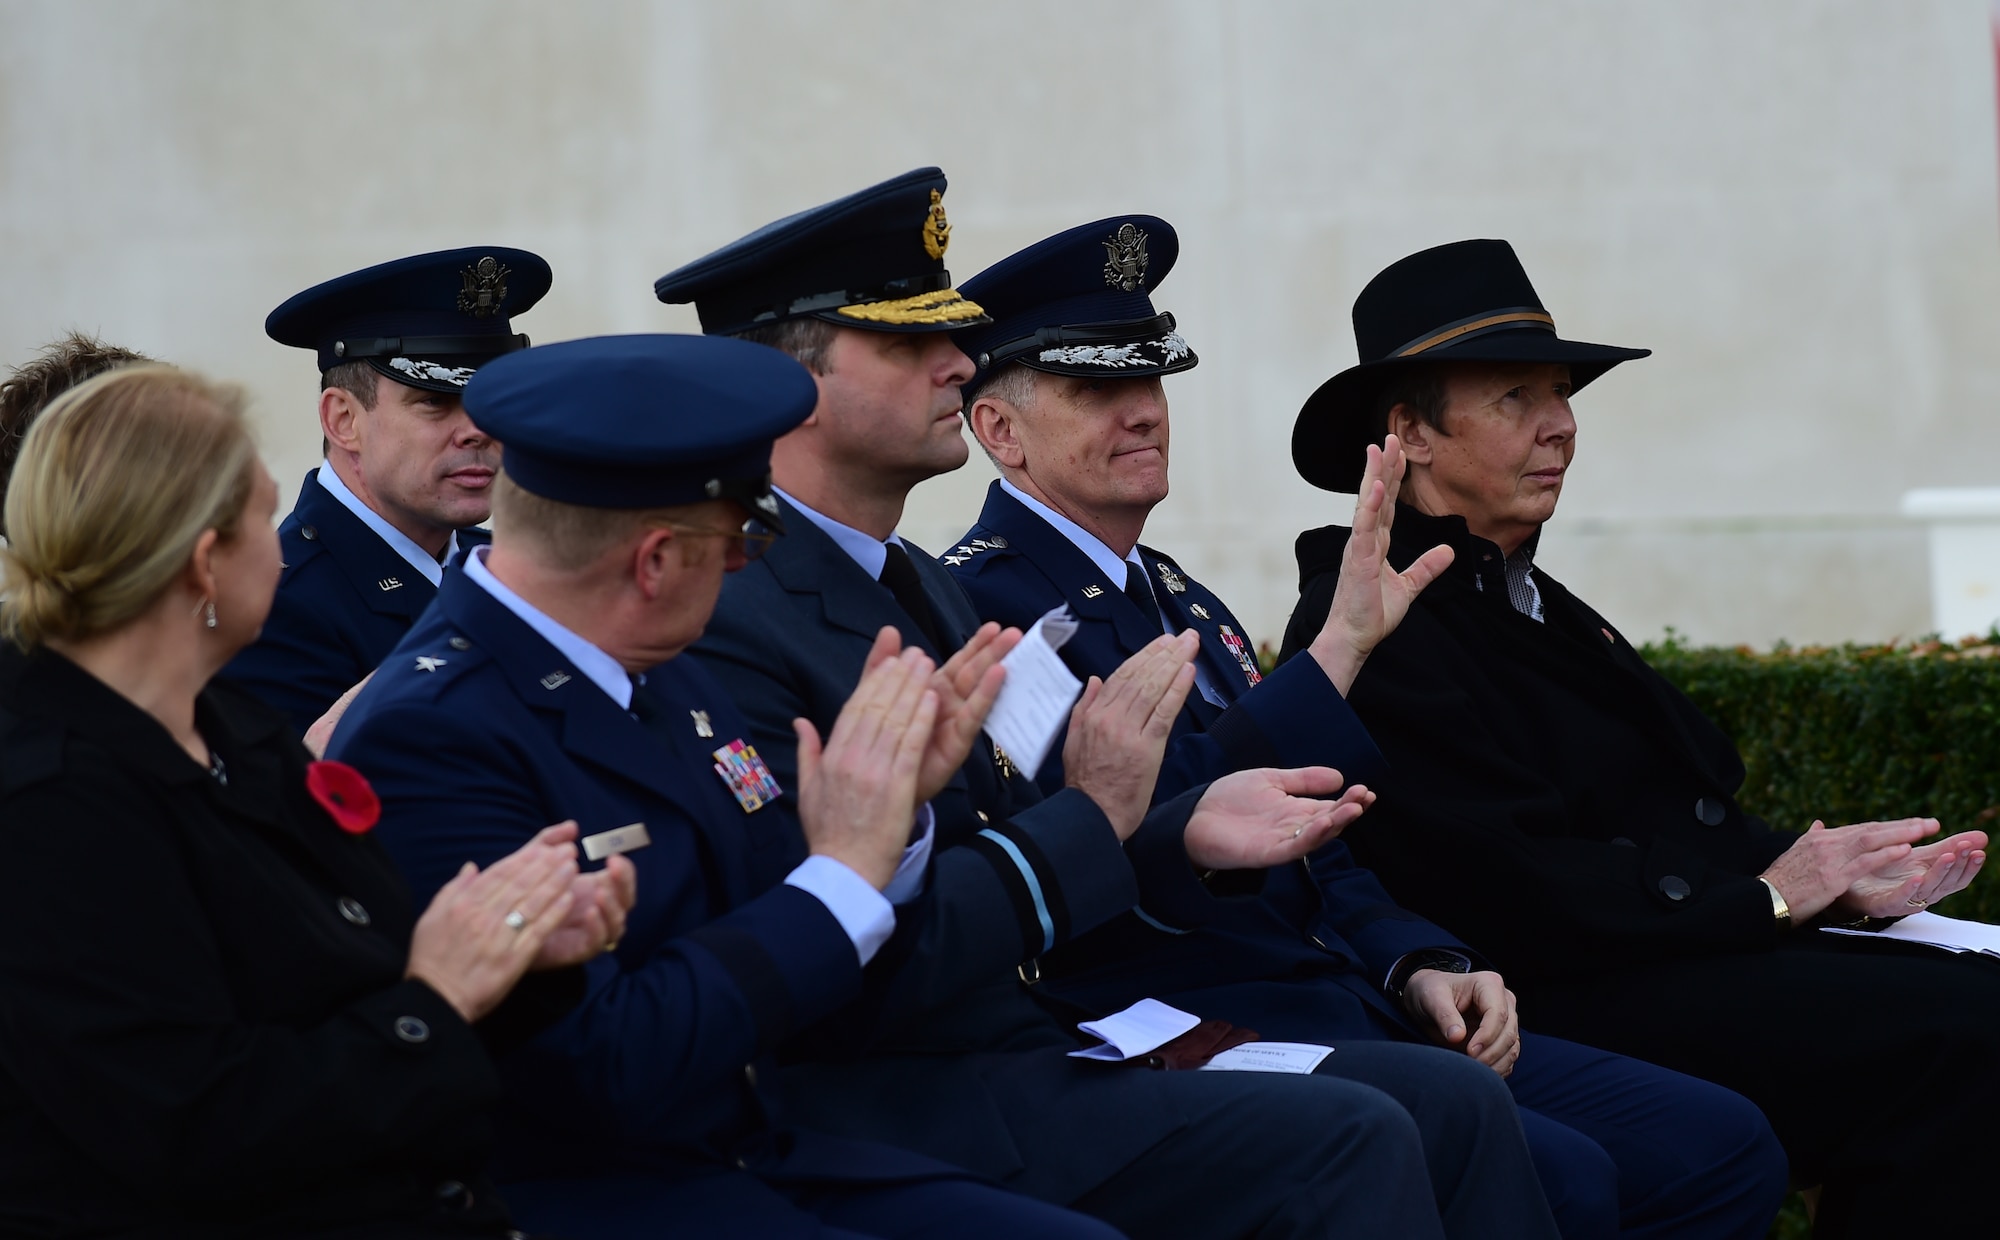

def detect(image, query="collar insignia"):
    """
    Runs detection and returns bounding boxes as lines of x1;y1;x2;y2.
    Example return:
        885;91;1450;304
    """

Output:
378;576;403;591
540;670;572;690
1102;223;1149;293
1190;603;1211;620
922;189;951;261
1081;584;1105;599
1154;562;1187;594
457;255;511;319
414;655;447;673
691;710;714;738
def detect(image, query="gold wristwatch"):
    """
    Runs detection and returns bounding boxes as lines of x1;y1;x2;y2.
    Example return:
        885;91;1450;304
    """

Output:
1758;878;1792;931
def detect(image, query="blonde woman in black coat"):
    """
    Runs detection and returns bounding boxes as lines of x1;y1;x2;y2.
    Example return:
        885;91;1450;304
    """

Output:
0;365;633;1240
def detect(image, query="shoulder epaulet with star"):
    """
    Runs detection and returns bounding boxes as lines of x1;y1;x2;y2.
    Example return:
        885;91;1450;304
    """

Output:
938;532;1013;569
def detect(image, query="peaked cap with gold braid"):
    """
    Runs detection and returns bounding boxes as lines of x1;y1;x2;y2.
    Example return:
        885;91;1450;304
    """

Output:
653;167;989;336
1291;239;1650;493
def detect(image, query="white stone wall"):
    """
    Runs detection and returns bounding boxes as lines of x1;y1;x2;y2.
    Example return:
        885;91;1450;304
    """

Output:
4;0;1995;647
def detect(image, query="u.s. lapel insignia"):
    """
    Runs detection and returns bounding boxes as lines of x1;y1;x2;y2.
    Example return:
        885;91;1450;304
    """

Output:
691;710;714;738
993;741;1016;780
1190;603;1211;620
712;739;782;813
922;188;951;261
1217;625;1263;687
414;655;447;673
539;670;571;690
1154;562;1187;594
1081;584;1105;599
378;576;404;591
1102;222;1150;292
457;255;511;318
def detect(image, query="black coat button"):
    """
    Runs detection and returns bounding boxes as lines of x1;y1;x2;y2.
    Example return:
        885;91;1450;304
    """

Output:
1658;875;1692;901
337;897;370;926
434;1180;473;1211
743;1063;758;1089
394;1015;430;1043
1610;837;1636;848
1694;797;1726;826
300;524;318;541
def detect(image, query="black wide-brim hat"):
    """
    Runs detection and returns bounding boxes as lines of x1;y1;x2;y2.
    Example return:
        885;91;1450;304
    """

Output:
266;246;551;395
1291;239;1650;492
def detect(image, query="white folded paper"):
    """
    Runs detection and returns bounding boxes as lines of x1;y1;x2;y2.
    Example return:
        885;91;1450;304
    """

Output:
1821;909;2000;956
1199;1042;1336;1074
1068;997;1203;1062
984;605;1083;781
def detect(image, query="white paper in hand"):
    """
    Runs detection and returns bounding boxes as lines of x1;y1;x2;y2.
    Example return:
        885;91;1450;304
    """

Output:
984;605;1082;781
1067;997;1203;1062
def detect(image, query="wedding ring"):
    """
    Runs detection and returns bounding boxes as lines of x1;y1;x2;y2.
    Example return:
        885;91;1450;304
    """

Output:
1291;825;1304;839
603;938;620;954
1907;896;1929;909
504;909;527;931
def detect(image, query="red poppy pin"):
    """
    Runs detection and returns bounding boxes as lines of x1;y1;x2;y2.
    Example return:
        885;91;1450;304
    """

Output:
306;761;381;834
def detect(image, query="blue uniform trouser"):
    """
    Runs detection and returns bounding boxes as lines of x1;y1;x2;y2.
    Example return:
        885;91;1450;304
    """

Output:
501;1170;1129;1240
1509;1033;1789;1240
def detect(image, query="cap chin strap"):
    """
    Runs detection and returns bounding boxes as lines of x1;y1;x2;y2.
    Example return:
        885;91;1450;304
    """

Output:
974;312;1177;370
333;333;530;360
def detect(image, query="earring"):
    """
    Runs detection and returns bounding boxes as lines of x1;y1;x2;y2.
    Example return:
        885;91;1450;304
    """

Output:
204;600;217;630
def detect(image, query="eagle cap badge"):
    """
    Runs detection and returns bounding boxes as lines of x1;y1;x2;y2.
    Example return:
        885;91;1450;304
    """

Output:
922;189;951;261
457;256;511;319
1102;223;1149;293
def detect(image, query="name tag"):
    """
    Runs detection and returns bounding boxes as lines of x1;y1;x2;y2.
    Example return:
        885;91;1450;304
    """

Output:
581;822;651;860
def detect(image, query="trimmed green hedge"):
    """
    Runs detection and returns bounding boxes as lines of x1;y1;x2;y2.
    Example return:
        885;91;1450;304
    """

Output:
1641;633;2000;926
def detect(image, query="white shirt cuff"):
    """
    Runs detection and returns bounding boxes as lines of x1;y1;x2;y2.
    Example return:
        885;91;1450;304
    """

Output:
881;804;936;906
785;855;896;966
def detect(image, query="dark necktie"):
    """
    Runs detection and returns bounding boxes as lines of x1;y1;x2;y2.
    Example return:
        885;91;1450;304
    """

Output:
1124;560;1170;633
879;542;946;653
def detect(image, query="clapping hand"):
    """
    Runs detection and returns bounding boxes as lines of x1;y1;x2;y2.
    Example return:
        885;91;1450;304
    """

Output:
406;822;583;1023
1183;767;1372;870
861;622;1020;804
1062;631;1199;839
1311;436;1454;694
794;647;939;890
1833;827;1987;919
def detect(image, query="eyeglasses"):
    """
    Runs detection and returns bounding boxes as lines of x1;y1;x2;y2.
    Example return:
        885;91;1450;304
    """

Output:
661;517;780;562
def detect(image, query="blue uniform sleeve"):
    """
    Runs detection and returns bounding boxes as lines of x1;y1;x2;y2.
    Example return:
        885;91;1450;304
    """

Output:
1152;652;1389;799
332;699;868;1136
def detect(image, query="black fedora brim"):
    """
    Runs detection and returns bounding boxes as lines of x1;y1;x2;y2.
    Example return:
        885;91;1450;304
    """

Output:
1291;329;1650;493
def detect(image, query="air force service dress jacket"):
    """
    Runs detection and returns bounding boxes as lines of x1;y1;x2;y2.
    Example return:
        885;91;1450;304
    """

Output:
326;572;983;1228
692;502;1337;1203
943;481;1474;1032
0;647;524;1240
224;469;488;736
694;496;1234;1017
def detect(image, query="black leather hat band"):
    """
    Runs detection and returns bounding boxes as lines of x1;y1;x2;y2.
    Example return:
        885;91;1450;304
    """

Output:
334;333;529;360
1390;309;1555;359
976;312;1178;369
